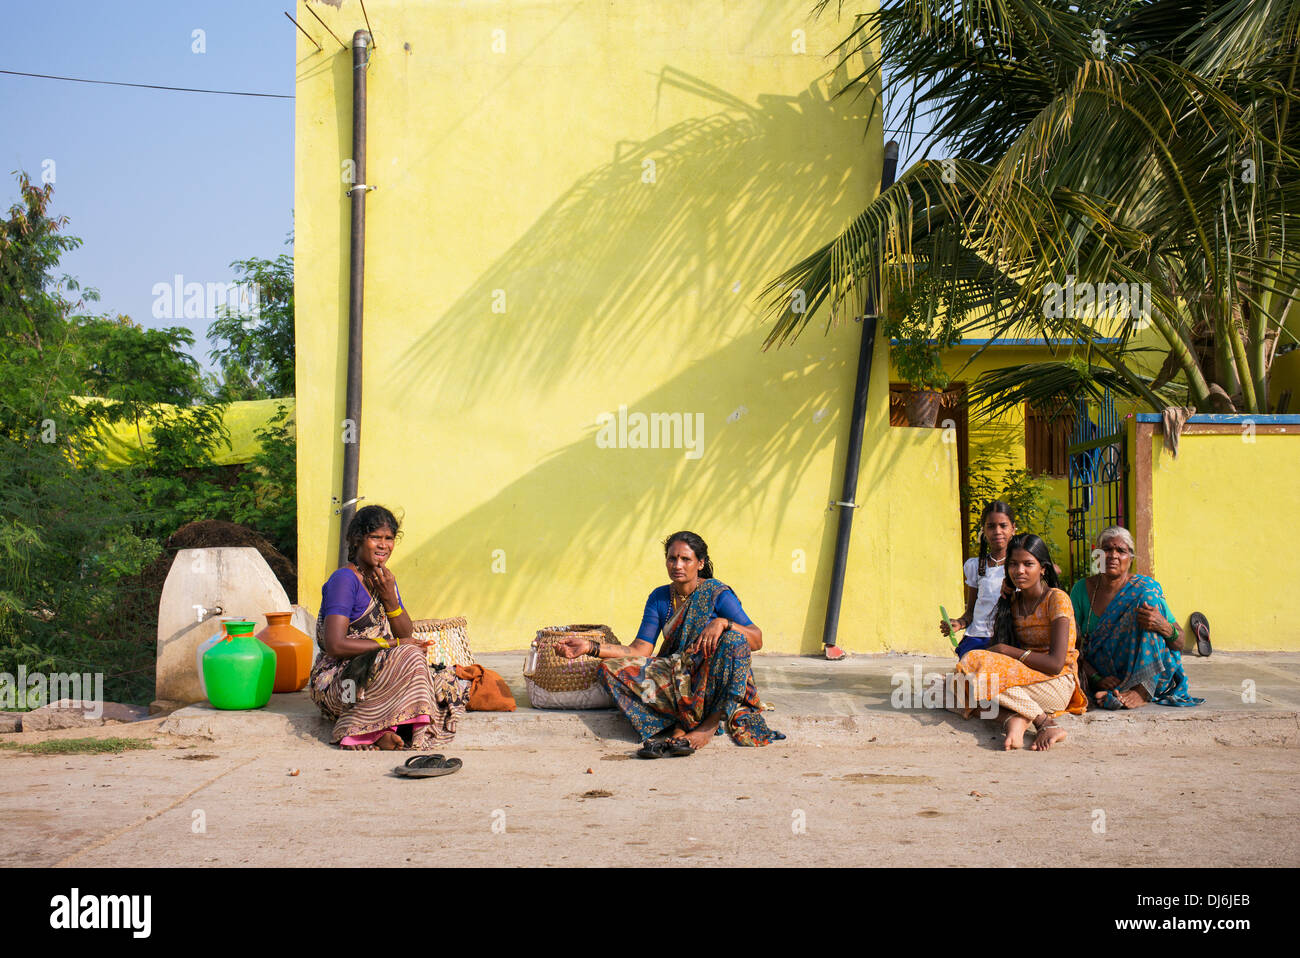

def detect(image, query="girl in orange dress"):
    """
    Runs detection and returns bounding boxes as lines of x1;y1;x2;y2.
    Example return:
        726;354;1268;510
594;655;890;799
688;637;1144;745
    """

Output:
953;533;1087;750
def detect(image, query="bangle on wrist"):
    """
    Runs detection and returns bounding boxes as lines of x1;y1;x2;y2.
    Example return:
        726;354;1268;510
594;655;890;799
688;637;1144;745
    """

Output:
1018;649;1031;662
375;636;390;649
589;639;600;657
385;605;403;619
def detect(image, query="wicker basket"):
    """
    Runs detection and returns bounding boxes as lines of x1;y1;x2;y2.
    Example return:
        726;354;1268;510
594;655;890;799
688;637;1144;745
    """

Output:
524;624;620;709
410;616;475;669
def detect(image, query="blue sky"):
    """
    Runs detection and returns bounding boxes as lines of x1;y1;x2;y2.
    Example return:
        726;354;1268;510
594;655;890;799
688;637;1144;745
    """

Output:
0;0;294;371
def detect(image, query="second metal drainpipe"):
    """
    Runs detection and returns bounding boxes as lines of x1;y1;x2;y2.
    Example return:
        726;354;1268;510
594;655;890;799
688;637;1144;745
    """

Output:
339;29;372;565
822;140;900;654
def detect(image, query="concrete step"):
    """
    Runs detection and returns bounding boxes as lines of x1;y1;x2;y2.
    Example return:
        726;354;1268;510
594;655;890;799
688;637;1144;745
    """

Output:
157;651;1300;749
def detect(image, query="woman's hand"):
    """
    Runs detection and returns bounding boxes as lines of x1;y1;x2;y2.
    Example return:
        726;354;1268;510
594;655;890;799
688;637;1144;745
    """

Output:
555;635;595;659
940;615;966;636
1095;675;1120;691
689;618;728;656
1136;602;1171;638
398;633;432;650
986;643;1019;658
367;563;401;608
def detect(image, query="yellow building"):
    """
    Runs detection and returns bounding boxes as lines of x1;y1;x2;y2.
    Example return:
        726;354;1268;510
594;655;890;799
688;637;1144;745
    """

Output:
294;0;962;656
294;1;1296;654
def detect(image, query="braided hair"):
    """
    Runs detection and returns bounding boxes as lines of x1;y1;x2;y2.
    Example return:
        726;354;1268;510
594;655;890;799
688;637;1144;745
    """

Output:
664;531;714;579
991;533;1061;648
976;500;1016;577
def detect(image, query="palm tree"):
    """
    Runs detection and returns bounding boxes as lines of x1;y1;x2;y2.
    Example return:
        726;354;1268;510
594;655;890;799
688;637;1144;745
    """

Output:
764;0;1300;415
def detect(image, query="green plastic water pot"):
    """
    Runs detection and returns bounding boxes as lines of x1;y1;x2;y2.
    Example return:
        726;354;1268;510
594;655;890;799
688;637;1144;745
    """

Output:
202;619;276;710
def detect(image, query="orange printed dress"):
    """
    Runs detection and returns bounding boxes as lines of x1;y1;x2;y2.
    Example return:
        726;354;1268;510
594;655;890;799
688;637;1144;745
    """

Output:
954;587;1088;718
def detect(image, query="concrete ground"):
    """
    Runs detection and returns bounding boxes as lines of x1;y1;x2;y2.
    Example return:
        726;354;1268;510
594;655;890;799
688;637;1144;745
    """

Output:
2;652;1297;867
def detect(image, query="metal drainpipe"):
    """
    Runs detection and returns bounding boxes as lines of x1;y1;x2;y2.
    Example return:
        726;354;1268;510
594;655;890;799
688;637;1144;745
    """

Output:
822;140;900;653
338;30;372;566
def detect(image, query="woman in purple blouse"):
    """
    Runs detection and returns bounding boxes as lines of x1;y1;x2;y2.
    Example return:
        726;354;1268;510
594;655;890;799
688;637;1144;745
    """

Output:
306;505;467;750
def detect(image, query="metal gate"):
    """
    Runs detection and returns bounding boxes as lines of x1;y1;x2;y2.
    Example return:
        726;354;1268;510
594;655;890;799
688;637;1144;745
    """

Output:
1066;390;1128;580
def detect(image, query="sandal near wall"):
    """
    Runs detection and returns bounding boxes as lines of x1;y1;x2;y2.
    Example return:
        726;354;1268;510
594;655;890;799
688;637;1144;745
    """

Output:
1189;612;1212;657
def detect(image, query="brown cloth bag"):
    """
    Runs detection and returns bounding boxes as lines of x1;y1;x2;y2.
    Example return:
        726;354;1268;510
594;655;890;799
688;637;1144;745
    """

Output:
454;664;517;712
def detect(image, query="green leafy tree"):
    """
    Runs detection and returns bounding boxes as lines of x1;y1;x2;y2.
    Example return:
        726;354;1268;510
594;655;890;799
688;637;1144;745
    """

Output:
767;0;1300;415
0;174;161;702
207;250;294;400
0;173;297;703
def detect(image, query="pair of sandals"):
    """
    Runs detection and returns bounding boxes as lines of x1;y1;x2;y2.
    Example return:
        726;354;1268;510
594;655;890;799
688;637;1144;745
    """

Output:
394;754;462;778
636;737;696;759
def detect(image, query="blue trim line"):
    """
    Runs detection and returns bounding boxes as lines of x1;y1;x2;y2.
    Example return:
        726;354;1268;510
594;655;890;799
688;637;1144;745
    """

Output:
888;337;1122;346
1135;413;1300;424
942;337;1120;346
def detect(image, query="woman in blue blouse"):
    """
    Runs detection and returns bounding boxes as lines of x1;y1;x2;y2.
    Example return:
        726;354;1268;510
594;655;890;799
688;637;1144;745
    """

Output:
556;531;784;756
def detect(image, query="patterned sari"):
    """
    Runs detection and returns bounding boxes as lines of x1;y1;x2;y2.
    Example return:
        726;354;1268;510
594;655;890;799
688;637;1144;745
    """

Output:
1077;574;1202;709
599;578;784;747
308;590;469;747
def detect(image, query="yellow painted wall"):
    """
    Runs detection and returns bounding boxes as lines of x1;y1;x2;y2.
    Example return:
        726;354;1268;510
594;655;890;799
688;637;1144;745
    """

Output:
1149;430;1300;650
294;0;960;654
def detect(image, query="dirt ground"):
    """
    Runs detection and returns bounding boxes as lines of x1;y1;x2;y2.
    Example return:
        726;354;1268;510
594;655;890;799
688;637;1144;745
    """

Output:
2;722;1296;867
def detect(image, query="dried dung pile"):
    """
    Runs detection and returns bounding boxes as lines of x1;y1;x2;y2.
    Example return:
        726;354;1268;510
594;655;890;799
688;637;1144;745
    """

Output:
164;520;297;599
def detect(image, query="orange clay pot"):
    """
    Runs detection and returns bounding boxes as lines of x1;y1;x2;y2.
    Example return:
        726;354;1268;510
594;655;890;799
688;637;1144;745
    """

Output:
257;611;313;693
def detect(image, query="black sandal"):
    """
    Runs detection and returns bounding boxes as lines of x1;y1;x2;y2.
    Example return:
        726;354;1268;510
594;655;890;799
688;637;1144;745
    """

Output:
394;754;462;778
636;739;671;759
666;737;696;757
1189;612;1212;657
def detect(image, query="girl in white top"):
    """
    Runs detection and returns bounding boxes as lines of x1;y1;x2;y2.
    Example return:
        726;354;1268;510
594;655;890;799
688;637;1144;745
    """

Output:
941;501;1016;658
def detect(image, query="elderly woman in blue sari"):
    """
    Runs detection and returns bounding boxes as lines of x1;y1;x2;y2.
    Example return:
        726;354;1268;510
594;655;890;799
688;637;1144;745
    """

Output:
555;531;784;756
1071;526;1202;709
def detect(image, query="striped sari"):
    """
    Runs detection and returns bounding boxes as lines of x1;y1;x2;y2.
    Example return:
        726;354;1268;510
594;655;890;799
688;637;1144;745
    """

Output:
599;578;784;747
308;591;468;748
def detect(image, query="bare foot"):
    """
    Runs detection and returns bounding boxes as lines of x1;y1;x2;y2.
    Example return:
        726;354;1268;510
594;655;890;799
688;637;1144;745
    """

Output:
682;727;712;749
681;712;723;750
1002;714;1029;750
1032;723;1067;750
374;730;403;750
1115;687;1150;709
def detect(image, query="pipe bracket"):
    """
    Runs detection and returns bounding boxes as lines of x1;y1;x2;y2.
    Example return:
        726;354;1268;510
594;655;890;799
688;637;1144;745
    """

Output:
332;495;366;515
830;500;858;509
346;184;377;195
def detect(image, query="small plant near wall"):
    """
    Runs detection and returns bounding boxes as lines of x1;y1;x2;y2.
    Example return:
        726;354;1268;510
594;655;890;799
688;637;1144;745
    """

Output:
885;273;963;426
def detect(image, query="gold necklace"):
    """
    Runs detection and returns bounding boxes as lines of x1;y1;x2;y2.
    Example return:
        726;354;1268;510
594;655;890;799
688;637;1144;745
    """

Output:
1017;587;1048;617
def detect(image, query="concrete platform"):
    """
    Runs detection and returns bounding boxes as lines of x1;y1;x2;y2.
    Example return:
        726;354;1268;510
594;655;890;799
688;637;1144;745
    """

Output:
157;651;1300;748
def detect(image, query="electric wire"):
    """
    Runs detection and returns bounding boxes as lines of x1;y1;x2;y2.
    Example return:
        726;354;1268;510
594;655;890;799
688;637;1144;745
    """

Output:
0;68;292;99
